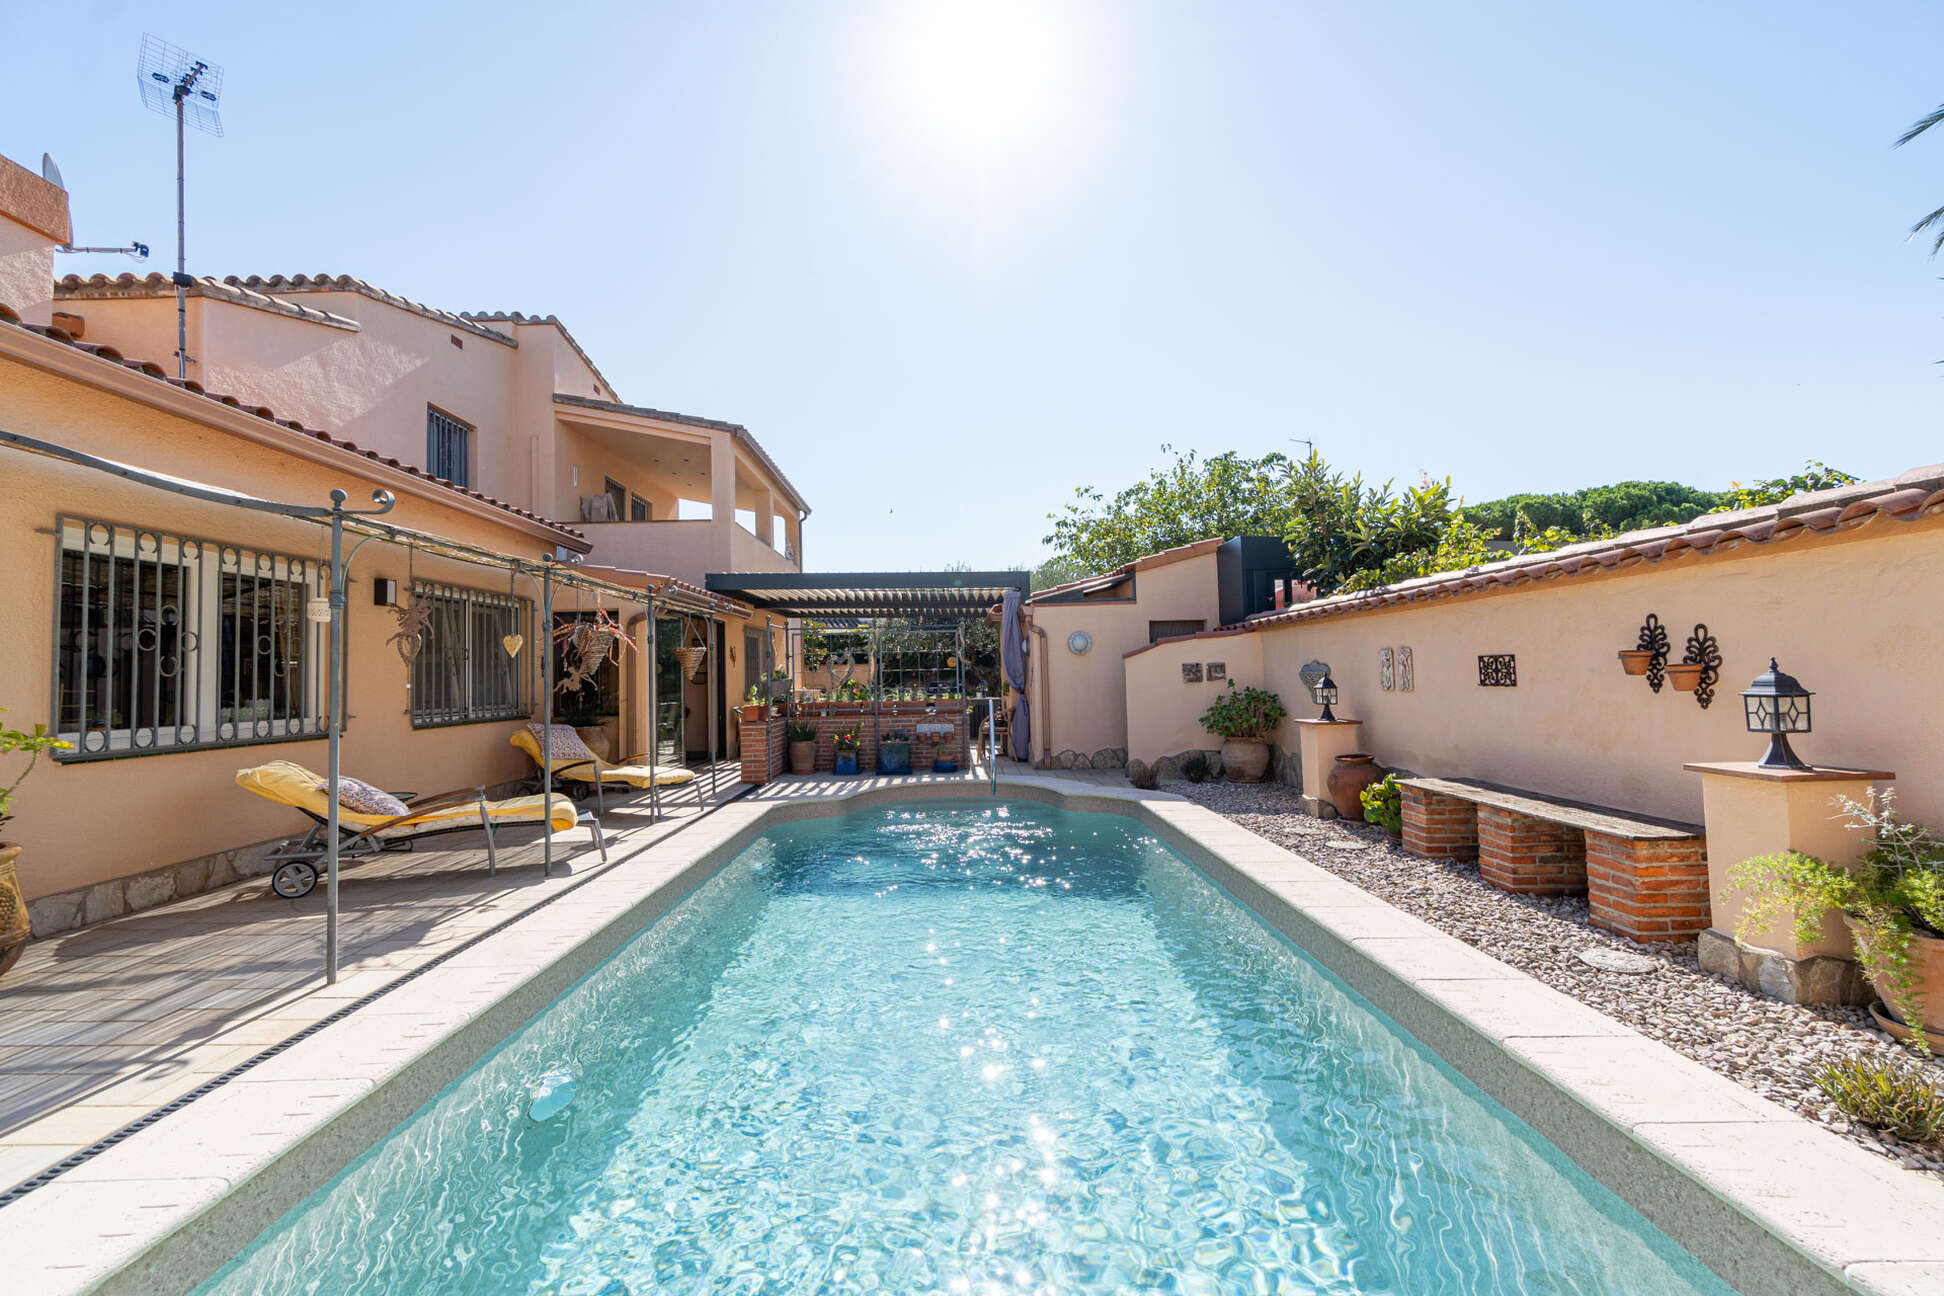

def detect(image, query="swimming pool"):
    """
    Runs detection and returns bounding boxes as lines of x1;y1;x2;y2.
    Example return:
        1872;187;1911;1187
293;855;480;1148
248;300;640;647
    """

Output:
194;800;1735;1295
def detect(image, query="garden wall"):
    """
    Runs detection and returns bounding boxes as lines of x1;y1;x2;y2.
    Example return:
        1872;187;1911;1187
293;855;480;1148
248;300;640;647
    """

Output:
1118;494;1944;827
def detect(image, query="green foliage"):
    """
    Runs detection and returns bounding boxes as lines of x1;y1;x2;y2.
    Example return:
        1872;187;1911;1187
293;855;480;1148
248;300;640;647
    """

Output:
1181;752;1212;783
1030;554;1092;592
1281;453;1455;596
1812;1056;1944;1143
0;707;72;829
1732;792;1944;1052
787;720;819;743
1725;460;1859;510
1360;774;1404;835
1198;682;1288;741
833;678;870;702
1465;482;1728;536
1893;101;1944;255
831;726;861;752
1042;447;1294;575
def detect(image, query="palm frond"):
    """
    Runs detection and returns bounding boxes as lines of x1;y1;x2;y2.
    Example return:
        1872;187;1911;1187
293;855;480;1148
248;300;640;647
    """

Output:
1894;104;1944;148
1910;203;1944;255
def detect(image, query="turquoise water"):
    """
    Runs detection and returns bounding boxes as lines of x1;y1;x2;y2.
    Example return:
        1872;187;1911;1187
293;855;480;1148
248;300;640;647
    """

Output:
195;802;1735;1295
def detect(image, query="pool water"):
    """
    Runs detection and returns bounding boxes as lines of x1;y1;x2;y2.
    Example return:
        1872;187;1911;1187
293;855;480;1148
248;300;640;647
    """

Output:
196;801;1735;1295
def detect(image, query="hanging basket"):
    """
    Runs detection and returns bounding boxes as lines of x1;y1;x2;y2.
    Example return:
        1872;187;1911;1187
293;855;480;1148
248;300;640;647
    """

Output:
675;645;707;682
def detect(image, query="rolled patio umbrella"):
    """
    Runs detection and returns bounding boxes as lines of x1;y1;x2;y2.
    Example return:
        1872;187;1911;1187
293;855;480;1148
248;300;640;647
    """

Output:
1000;589;1030;761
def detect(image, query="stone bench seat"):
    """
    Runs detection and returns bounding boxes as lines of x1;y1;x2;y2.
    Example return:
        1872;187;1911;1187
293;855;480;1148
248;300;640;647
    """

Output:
1398;777;1709;943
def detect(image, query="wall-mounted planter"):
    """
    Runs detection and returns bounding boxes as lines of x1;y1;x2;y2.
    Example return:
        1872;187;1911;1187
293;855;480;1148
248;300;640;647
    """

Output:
1665;662;1704;692
1618;650;1655;676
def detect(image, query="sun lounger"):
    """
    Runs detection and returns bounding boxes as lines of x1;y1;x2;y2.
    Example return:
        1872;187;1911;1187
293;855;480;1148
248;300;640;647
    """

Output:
236;760;604;899
510;725;702;815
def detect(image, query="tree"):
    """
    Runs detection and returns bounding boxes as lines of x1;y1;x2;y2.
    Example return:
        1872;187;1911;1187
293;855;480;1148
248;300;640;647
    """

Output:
1339;508;1613;593
1041;447;1293;575
1896;102;1944;253
1282;453;1455;596
1725;460;1858;510
1464;481;1728;536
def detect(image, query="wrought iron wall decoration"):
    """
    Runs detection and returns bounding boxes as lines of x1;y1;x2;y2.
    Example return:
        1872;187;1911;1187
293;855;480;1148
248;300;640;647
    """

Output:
1398;646;1414;692
1680;623;1721;709
1299;659;1330;690
1478;654;1517;687
1379;647;1395;691
1636;613;1670;692
1207;661;1226;680
1181;662;1203;683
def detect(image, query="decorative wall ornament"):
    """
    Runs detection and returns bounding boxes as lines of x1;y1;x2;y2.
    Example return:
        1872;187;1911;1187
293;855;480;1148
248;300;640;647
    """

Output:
1619;613;1671;691
1478;654;1517;687
1299;659;1331;690
1378;647;1395;691
502;634;524;659
1397;646;1414;692
1206;661;1227;680
1680;623;1722;709
1181;662;1204;684
1067;630;1092;655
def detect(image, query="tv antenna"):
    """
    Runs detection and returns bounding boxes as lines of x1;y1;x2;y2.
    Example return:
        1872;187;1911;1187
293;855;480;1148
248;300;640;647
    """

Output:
136;34;224;379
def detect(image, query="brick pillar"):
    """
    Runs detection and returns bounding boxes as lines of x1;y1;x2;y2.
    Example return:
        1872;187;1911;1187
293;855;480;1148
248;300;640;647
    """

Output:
1402;785;1478;861
1585;831;1710;942
1477;806;1586;895
738;708;775;785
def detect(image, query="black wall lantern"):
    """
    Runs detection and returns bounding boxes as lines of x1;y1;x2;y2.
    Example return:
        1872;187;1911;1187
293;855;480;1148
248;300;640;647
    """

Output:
1311;674;1340;723
1741;657;1813;770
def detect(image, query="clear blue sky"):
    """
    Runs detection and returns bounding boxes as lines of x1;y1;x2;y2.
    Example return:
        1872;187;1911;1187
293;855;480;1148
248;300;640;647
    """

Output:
8;2;1943;571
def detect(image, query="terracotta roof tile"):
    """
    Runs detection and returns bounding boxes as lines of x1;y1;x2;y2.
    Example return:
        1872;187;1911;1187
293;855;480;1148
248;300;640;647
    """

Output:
0;299;586;548
62;273;521;346
1237;469;1944;632
461;310;619;402
56;273;359;331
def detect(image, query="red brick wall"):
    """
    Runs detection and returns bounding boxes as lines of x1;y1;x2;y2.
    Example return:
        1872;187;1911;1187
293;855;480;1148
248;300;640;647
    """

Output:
1402;786;1479;861
791;703;969;774
1477;805;1588;895
738;710;787;785
1585;832;1710;942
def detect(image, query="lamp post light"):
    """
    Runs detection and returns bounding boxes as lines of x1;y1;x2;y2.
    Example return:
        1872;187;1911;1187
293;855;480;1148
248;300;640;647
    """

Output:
1740;657;1813;771
1310;674;1340;724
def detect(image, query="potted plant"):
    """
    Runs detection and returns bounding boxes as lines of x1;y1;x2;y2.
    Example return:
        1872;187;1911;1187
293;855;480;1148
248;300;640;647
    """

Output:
832;726;862;776
1198;682;1287;784
787;719;818;775
739;684;769;726
1360;774;1404;840
1732;791;1944;1052
0;709;72;978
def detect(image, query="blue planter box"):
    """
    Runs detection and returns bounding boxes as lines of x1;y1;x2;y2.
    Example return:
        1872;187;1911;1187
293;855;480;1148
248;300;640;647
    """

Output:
833;752;858;775
877;741;912;775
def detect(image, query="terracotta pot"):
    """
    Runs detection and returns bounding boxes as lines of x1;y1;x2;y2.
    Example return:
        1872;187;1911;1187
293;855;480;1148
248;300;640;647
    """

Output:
1221;739;1270;783
1617;649;1654;676
1665;662;1704;692
1845;917;1944;1039
788;740;816;775
1326;753;1385;821
738;703;768;725
0;843;28;980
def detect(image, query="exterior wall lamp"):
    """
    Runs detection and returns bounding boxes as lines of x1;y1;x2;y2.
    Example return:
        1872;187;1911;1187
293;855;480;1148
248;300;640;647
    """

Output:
1741;657;1813;770
1311;674;1339;723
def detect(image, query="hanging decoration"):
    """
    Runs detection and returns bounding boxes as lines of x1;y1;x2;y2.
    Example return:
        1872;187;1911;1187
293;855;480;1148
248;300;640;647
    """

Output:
502;567;523;658
553;598;636;695
674;614;709;682
386;546;431;665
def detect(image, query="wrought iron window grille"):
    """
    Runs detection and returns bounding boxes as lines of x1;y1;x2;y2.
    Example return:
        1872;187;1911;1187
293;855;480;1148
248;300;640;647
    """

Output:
51;516;328;760
408;579;531;728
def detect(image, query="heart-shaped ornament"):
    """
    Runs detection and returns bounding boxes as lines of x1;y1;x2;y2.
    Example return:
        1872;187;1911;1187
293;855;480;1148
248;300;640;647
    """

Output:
502;634;525;659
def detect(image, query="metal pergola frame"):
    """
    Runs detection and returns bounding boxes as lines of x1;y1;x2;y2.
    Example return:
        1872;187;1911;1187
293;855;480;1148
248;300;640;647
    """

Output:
2;429;749;982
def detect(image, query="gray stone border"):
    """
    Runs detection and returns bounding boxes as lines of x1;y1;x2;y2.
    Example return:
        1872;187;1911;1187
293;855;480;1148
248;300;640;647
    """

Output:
8;778;1942;1295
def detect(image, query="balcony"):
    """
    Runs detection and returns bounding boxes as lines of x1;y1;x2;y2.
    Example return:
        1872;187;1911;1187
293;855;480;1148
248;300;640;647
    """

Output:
574;518;799;586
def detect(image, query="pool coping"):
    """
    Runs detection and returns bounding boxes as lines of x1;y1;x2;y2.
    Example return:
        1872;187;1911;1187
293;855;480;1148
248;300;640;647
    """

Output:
6;776;1942;1295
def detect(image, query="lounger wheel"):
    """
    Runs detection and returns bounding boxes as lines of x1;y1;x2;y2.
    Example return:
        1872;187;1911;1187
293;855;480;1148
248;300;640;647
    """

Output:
270;860;319;899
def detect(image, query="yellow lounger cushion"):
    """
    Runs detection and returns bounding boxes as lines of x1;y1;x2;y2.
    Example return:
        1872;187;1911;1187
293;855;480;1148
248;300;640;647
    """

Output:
236;761;577;836
509;729;698;788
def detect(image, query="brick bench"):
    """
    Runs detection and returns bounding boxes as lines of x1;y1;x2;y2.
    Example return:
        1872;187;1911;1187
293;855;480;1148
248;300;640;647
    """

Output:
1399;777;1709;942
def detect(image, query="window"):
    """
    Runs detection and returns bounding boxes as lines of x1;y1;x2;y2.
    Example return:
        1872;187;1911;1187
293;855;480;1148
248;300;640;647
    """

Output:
1148;619;1206;644
410;581;531;727
629;494;651;522
53;517;327;759
426;407;472;487
604;477;627;521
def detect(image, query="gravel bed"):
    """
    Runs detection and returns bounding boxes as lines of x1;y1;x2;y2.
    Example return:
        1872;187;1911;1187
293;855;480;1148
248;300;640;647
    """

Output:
1167;778;1944;1180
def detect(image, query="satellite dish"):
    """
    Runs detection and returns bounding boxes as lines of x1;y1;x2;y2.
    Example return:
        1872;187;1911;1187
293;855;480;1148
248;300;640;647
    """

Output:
41;153;65;190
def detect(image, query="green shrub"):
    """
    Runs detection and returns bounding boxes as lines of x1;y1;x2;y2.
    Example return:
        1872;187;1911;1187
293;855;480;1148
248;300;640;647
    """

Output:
1812;1056;1944;1144
787;721;819;743
1199;682;1287;741
1360;774;1403;835
1732;791;1944;1051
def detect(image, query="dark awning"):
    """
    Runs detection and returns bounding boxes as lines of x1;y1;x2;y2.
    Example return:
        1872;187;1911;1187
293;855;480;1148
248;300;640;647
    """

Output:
703;570;1029;619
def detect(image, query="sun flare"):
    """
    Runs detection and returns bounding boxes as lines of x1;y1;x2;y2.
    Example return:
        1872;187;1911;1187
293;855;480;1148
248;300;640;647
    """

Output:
880;0;1069;165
